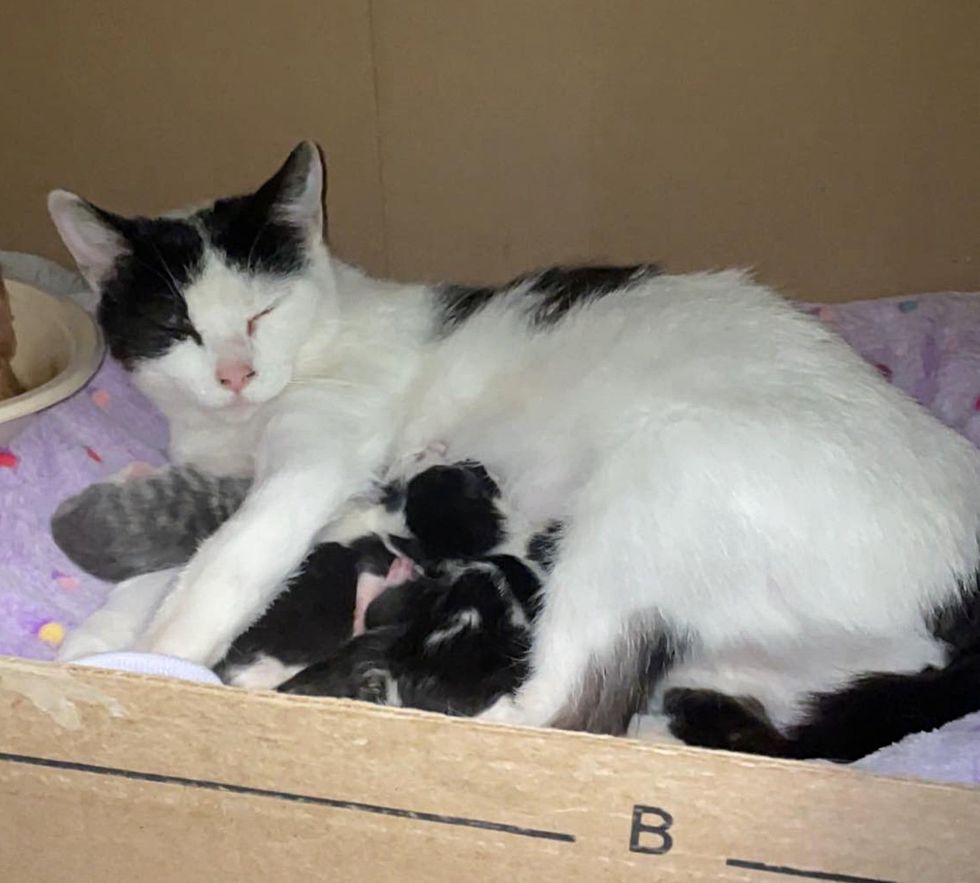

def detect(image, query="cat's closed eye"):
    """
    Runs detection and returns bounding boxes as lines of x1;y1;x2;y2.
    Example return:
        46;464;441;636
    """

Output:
144;310;202;345
247;306;275;337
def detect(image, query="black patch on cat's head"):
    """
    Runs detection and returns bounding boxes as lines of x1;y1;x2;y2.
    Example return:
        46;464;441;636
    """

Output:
403;461;504;560
526;264;661;327
383;564;532;715
277;554;536;715
196;143;324;276
51;142;326;368
95;212;206;366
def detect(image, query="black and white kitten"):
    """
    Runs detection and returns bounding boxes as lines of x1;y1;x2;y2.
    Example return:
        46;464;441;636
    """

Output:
55;460;980;757
54;459;552;714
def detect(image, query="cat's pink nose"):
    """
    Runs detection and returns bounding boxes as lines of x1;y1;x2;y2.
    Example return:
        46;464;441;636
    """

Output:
215;360;256;394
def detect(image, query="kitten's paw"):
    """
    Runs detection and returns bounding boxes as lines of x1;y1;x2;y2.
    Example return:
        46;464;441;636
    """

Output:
355;668;394;705
414;440;448;466
387;440;450;483
221;654;304;690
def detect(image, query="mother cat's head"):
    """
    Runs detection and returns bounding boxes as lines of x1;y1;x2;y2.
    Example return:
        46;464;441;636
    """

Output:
48;142;333;415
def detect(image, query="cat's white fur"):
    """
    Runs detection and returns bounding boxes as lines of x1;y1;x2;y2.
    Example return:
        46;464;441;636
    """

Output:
51;145;980;731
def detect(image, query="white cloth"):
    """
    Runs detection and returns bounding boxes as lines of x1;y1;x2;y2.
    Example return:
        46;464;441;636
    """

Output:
72;651;222;686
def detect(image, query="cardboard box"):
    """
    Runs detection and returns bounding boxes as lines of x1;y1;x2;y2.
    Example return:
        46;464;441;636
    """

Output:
2;4;980;880
1;656;978;882
3;1;980;300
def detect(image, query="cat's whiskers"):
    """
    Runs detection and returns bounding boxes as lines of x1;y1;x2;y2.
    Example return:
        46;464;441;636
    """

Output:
145;240;189;303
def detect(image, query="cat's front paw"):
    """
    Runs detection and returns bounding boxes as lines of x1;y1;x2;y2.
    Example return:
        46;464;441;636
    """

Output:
137;587;231;666
57;617;130;662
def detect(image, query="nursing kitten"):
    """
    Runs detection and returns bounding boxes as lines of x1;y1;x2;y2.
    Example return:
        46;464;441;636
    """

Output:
53;465;250;581
277;552;541;716
56;459;549;714
56;459;980;756
50;142;980;745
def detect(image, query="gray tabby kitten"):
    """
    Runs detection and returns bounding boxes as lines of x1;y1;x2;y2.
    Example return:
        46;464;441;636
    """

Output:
52;467;250;582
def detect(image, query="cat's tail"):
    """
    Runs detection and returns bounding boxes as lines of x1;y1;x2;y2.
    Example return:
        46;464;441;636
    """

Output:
665;651;980;762
51;465;251;581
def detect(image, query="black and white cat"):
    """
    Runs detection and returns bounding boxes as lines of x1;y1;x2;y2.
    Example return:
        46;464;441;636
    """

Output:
55;457;980;759
50;142;980;742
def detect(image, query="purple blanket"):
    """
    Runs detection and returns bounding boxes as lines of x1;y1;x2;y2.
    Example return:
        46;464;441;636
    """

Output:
1;289;978;782
0;358;168;658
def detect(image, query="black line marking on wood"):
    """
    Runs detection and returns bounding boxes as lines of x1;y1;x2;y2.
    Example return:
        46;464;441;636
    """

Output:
0;751;575;843
726;858;894;883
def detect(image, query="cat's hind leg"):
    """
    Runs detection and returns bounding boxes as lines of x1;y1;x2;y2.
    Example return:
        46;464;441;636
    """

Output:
664;650;980;761
477;496;688;734
478;589;684;734
477;437;699;734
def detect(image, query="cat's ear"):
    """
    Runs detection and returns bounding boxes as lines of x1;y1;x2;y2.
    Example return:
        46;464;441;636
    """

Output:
47;191;129;291
254;141;326;239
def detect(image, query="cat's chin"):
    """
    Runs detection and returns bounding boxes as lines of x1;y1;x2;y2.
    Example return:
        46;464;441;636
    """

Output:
214;398;262;423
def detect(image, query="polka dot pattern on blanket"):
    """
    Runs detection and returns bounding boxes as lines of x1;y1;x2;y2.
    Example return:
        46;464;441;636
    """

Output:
0;357;168;659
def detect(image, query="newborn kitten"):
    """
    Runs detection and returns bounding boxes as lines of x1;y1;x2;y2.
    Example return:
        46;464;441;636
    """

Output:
222;458;555;711
53;465;250;581
278;553;542;716
54;459;557;714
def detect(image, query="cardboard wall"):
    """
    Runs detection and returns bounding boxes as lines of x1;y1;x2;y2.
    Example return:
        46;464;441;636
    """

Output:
3;1;980;300
3;658;980;883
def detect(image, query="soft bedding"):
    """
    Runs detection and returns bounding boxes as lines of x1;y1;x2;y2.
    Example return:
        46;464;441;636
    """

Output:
0;259;978;782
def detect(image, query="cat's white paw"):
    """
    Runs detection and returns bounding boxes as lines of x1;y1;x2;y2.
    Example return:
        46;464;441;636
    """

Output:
138;582;234;666
57;617;131;662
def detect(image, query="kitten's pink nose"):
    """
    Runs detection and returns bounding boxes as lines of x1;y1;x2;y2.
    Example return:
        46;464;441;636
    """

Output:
215;360;256;394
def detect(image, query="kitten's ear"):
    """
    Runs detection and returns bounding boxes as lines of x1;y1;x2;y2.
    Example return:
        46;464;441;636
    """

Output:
48;191;129;290
255;141;326;238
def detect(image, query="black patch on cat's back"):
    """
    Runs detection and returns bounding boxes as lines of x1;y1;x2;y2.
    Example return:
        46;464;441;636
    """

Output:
434;263;661;335
198;195;307;276
96;214;205;366
526;264;660;327
436;283;499;332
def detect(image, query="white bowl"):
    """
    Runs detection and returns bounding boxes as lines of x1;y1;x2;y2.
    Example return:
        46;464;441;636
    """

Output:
0;278;104;445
